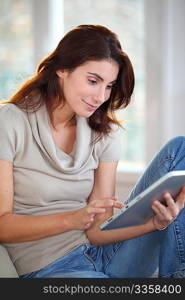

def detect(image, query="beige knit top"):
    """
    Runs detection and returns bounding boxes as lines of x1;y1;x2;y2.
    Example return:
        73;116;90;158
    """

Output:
0;100;122;275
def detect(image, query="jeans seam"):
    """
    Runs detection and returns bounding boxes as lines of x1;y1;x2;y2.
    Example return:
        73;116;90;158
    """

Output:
145;158;173;188
169;140;185;170
103;242;123;274
83;244;97;272
157;156;174;172
160;220;185;278
161;269;185;278
174;220;185;264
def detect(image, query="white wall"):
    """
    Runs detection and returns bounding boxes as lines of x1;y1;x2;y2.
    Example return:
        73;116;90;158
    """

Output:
145;0;185;162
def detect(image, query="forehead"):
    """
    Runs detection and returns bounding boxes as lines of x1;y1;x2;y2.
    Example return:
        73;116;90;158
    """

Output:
75;59;119;81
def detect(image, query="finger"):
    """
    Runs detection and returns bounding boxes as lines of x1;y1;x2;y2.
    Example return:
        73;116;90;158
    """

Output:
103;198;124;208
152;200;173;222
163;193;179;218
113;201;124;209
176;185;185;209
151;202;164;220
87;207;106;214
152;200;167;215
91;199;115;208
84;223;92;229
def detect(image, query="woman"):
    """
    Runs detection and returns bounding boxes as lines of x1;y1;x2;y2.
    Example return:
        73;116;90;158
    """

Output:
0;24;185;278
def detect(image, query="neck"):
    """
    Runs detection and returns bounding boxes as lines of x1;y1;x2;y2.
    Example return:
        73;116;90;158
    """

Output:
52;104;76;129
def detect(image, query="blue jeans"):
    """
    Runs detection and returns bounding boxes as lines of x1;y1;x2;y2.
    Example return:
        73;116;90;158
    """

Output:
21;136;185;278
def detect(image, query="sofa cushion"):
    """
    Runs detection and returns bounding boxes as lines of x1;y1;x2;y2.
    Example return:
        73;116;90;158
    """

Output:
0;244;18;278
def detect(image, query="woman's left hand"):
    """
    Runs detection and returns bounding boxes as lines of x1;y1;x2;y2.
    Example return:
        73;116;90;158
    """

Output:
151;185;185;230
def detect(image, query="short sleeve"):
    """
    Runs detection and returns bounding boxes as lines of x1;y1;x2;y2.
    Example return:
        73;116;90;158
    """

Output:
0;104;17;162
99;125;123;162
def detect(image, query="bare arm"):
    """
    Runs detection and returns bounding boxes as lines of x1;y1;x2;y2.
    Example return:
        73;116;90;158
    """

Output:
0;160;114;243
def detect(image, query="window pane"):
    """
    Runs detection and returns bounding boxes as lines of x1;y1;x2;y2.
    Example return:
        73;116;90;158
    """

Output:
63;0;145;171
0;0;34;99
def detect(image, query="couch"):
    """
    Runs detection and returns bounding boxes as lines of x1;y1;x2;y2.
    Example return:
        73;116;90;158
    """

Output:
0;244;18;277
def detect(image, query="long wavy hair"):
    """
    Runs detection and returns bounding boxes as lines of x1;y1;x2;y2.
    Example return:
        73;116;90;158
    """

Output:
2;24;135;136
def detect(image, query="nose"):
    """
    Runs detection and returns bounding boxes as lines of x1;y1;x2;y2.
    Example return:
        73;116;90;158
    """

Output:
94;87;106;104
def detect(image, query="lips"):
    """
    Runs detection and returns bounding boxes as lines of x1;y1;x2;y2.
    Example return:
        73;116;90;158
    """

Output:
82;100;98;109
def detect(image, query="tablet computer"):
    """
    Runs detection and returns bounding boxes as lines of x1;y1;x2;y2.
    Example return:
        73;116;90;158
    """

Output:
100;170;185;230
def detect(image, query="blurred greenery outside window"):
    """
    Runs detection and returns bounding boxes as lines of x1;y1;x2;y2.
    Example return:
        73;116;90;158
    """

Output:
0;0;145;172
0;0;34;99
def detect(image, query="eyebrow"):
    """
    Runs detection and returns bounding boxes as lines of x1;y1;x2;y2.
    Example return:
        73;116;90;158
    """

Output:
87;72;117;84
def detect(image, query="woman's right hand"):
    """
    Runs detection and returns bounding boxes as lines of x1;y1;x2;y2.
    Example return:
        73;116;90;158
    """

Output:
69;198;123;230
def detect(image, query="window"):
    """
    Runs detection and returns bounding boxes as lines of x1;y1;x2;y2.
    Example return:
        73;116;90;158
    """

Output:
0;0;34;99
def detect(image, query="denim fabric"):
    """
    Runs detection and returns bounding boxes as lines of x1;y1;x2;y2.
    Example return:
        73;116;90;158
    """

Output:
20;136;185;278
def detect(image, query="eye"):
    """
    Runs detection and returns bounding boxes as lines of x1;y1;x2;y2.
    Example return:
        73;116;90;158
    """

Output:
107;84;115;90
88;79;97;85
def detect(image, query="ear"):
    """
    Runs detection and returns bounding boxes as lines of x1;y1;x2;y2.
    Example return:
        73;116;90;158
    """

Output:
56;69;66;78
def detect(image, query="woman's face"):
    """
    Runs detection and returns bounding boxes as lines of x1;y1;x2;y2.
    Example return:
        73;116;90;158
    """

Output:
56;59;119;118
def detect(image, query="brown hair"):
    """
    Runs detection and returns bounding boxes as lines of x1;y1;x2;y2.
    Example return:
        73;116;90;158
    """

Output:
3;24;135;136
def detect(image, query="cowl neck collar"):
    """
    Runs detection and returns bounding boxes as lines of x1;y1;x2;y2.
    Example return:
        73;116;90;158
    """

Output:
27;104;94;174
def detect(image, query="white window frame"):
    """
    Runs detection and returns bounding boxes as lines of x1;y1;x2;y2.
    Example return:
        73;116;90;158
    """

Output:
145;0;185;163
32;0;64;66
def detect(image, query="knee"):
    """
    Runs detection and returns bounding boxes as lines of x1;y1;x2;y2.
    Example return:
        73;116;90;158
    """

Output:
160;136;185;165
165;135;185;149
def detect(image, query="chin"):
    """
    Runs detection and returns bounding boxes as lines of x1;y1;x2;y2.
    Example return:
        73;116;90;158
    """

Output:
76;110;95;118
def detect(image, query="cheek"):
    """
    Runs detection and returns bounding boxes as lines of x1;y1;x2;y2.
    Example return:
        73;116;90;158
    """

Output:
62;81;77;101
105;89;112;101
63;79;98;102
73;84;94;99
